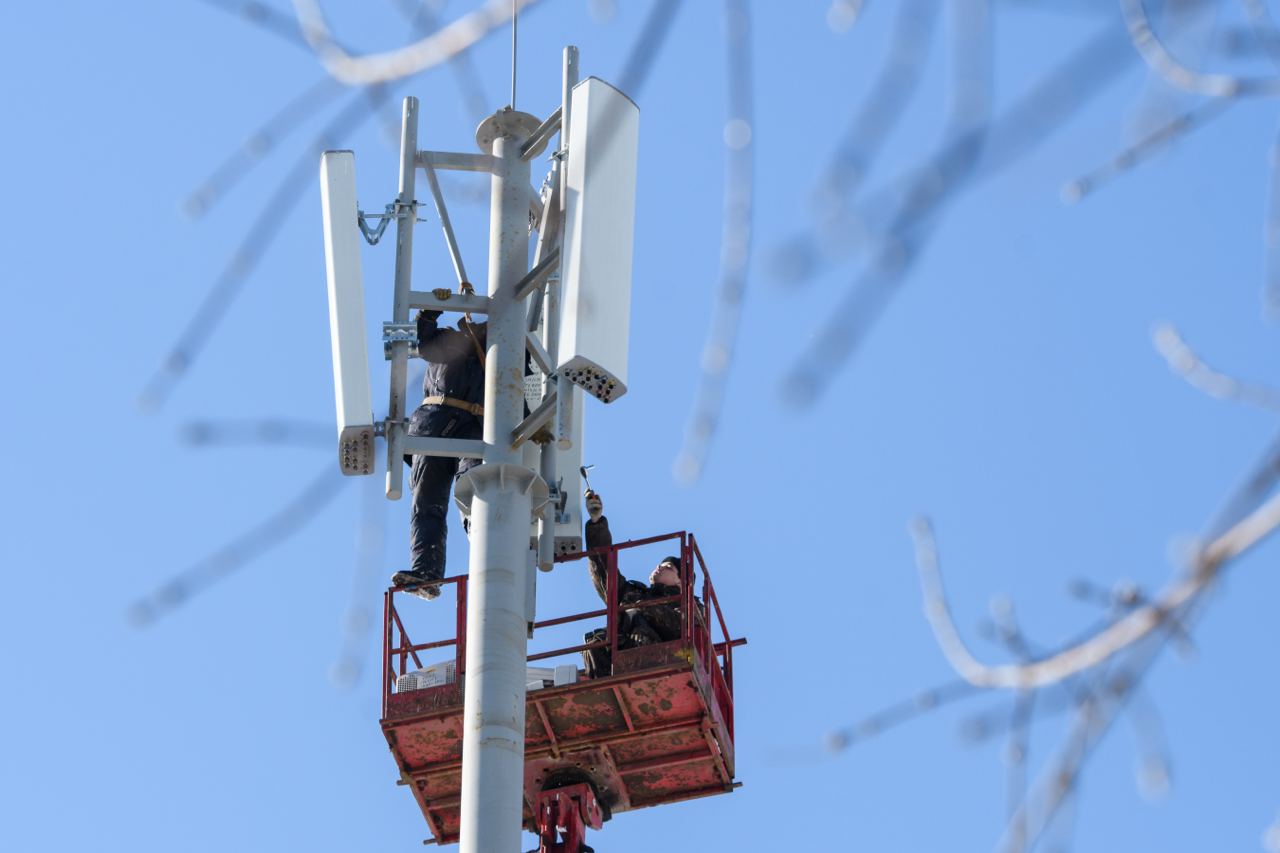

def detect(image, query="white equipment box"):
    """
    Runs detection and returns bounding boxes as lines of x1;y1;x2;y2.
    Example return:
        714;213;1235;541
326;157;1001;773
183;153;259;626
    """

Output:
558;77;639;403
320;150;376;475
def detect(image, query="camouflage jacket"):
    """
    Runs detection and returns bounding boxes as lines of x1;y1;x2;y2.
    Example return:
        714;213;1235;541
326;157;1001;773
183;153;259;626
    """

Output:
584;515;687;642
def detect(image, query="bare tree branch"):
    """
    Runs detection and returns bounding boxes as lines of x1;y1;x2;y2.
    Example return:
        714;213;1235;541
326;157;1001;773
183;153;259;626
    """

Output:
673;0;754;484
330;475;389;688
1266;125;1280;319
197;0;312;48
391;0;491;122
182;76;341;219
290;0;544;86
907;490;1280;690
616;0;684;96
1063;96;1235;202
1121;0;1280;96
1205;429;1280;539
138;84;394;411
781;25;1135;404
1153;322;1280;412
826;679;982;750
127;464;347;626
812;0;938;225
181;418;332;448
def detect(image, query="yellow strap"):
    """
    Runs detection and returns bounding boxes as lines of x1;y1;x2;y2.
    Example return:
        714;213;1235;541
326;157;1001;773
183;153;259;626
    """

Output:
421;396;484;416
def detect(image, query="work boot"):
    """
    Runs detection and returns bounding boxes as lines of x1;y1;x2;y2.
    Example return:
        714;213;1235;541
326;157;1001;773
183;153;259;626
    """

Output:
391;569;442;600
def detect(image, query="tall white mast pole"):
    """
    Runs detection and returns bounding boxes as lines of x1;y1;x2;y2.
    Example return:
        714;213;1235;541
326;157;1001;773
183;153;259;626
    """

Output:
457;107;541;853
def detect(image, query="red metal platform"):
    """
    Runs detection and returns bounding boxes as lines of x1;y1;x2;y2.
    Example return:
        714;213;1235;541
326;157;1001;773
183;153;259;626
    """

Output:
380;531;744;846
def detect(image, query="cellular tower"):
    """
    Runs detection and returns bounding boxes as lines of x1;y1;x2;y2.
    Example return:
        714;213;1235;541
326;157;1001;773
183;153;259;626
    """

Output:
320;43;743;852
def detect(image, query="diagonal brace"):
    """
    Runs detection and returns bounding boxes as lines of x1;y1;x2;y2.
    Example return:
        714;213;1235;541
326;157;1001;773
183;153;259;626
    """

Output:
511;389;558;449
513;248;561;302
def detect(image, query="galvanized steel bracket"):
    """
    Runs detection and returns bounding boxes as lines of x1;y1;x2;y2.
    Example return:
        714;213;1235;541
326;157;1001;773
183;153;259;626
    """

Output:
358;200;423;246
382;322;418;360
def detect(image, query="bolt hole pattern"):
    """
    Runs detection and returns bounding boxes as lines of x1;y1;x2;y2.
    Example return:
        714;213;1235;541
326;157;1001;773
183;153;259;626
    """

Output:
564;366;619;402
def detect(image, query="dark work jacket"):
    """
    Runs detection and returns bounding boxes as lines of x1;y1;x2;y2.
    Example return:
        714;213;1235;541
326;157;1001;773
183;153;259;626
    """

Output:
416;310;486;405
584;515;688;643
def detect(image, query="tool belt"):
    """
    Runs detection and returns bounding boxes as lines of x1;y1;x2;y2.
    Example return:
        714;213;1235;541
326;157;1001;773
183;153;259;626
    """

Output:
421;395;484;416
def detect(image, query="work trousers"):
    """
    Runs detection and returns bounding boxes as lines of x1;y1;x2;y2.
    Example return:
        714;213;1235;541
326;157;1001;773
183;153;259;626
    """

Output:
407;404;482;579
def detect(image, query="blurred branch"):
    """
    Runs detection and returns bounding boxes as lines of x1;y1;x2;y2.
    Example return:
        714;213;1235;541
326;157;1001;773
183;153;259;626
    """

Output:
826;0;866;34
773;22;1134;293
127;463;346;627
1063;96;1235;202
1265;812;1280;853
139;84;393;411
781;0;995;402
1152;322;1280;412
392;0;491;122
181;418;331;448
290;0;543;86
616;0;684;96
1127;687;1172;800
1242;0;1280;68
197;0;311;48
826;679;981;750
907;491;1280;690
1121;0;1280;96
1204;430;1280;539
781;24;1138;405
673;0;754;484
997;619;1187;852
330;476;389;688
812;0;938;224
182;77;341;219
1267;126;1280;319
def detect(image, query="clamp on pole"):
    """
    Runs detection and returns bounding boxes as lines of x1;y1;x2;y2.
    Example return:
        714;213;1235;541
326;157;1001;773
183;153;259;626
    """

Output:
357;200;423;246
382;322;418;359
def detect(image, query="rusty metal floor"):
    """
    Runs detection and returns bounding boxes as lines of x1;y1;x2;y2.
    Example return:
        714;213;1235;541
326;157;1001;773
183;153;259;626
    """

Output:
382;640;737;846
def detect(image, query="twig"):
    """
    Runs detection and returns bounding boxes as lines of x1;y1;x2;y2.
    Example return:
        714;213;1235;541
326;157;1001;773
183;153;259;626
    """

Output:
330;476;389;688
392;0;491;122
138;84;394;411
813;0;938;225
1266;125;1280;319
182;77;341;219
1120;0;1280;96
290;0;544;86
827;678;982;750
1063;96;1235;203
181;418;332;449
1204;429;1280;539
1152;322;1280;412
906;490;1280;690
616;0;685;96
197;0;312;49
672;0;754;484
780;24;1133;404
127;464;347;626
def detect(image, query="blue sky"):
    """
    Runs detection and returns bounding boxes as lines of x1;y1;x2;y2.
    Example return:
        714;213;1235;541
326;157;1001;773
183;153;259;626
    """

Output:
4;2;1279;851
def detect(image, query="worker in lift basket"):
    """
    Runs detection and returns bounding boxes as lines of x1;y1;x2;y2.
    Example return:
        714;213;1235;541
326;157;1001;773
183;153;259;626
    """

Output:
390;307;487;600
580;490;687;677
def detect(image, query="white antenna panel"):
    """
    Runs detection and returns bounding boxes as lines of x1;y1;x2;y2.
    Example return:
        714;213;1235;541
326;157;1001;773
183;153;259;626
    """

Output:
557;77;639;403
320;150;375;475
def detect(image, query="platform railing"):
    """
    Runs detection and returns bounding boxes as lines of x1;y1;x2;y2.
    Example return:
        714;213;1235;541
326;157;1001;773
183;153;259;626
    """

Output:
382;530;741;737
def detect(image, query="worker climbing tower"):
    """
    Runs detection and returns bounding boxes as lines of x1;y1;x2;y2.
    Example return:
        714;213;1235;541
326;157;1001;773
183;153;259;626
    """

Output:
319;45;743;852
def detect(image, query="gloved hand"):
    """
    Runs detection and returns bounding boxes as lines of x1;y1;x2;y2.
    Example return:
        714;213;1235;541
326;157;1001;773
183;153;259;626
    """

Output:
585;490;603;521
